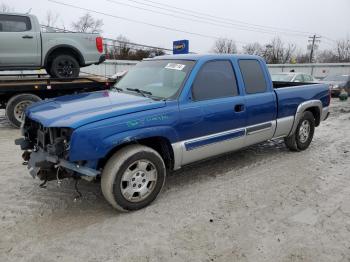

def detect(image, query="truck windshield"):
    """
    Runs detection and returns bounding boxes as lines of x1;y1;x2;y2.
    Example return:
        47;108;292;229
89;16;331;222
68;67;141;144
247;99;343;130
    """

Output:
114;60;195;99
271;74;294;82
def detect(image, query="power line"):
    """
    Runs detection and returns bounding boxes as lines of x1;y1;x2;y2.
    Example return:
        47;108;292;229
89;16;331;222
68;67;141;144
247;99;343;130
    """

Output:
126;0;313;36
129;0;338;42
105;0;311;38
48;0;249;44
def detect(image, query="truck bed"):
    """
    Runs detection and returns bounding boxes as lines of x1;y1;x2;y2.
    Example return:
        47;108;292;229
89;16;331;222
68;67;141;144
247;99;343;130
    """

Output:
273;81;330;119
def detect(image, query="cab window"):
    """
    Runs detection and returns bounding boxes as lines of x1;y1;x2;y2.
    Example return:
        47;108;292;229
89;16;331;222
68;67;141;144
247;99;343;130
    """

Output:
0;15;31;32
239;60;267;94
192;60;238;101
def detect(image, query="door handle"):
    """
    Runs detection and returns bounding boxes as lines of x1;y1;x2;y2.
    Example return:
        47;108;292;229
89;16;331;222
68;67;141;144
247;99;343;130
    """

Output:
22;35;33;39
234;104;245;112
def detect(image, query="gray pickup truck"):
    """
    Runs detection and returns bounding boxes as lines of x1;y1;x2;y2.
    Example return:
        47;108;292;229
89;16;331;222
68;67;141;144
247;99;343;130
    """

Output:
0;13;105;78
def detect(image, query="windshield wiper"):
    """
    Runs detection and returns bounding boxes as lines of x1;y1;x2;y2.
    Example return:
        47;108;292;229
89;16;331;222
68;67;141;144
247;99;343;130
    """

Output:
113;86;123;92
126;88;153;97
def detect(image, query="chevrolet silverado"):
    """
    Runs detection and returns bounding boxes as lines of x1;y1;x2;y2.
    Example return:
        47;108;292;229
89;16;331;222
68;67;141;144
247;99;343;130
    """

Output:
16;54;330;211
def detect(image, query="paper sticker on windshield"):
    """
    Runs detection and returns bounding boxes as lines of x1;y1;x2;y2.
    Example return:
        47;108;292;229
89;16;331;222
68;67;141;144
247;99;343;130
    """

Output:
165;63;186;71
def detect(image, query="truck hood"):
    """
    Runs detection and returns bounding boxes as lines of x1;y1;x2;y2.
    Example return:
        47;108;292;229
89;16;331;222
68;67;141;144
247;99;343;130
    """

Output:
26;91;166;128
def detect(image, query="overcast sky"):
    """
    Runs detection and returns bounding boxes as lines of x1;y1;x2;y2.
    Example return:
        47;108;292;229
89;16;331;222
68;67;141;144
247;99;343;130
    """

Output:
2;0;349;53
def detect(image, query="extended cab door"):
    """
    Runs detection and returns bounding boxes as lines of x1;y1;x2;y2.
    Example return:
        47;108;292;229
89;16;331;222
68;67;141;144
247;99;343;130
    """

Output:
238;59;277;147
178;60;247;165
0;14;40;67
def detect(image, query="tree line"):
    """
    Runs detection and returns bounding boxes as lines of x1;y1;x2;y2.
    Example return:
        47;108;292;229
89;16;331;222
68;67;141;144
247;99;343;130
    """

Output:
212;37;350;64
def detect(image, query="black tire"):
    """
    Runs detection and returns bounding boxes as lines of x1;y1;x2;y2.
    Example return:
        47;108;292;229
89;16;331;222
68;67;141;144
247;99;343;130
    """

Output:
49;54;80;78
284;111;315;151
5;94;41;128
101;145;166;212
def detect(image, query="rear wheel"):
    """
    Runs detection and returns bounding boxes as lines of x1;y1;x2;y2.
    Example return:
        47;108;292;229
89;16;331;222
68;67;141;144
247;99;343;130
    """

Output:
49;54;80;78
5;94;41;128
284;111;315;151
101;145;166;211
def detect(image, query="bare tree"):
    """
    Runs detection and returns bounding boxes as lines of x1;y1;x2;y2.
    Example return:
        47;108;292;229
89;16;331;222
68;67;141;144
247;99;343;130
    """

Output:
263;37;296;64
43;11;59;28
335;38;350;62
295;51;310;64
212;38;237;54
242;42;263;56
115;35;132;59
1;3;14;12
316;50;338;63
71;13;103;33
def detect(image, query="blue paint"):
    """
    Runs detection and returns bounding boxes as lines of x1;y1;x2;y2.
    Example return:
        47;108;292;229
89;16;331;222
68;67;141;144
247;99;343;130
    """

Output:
173;40;189;54
185;130;245;151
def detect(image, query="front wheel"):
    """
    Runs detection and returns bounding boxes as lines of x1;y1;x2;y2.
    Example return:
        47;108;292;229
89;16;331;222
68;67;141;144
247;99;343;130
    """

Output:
101;145;166;211
284;111;315;151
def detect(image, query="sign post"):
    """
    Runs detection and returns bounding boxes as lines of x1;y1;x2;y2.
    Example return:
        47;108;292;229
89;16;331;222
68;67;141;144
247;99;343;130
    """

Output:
173;40;189;55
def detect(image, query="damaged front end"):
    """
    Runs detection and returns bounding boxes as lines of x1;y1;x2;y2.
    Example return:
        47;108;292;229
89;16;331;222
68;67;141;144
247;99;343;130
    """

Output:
15;117;100;182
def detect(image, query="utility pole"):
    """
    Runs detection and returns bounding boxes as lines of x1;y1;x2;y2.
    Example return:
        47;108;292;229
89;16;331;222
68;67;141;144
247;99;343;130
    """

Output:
308;35;321;63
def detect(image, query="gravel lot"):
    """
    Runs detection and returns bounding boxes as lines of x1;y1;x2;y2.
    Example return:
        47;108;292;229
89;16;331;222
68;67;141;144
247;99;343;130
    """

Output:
0;100;349;262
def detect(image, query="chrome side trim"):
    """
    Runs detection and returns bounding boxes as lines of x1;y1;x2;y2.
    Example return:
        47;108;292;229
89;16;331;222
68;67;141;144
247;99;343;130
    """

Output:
321;106;329;121
185;129;245;151
246;122;272;135
172;142;183;170
171;120;276;169
273;116;294;138
289;100;322;136
245;121;276;147
181;134;245;166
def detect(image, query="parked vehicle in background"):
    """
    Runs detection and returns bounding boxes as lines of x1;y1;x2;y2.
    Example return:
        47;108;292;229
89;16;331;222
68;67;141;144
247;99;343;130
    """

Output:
0;13;105;78
16;54;330;211
271;72;315;83
318;74;350;96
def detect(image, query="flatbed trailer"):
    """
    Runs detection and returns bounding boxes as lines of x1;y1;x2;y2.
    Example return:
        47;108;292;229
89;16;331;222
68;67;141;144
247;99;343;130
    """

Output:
0;76;116;128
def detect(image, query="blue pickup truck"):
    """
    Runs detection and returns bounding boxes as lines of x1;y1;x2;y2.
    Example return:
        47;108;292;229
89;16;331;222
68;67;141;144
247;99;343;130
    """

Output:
16;54;330;211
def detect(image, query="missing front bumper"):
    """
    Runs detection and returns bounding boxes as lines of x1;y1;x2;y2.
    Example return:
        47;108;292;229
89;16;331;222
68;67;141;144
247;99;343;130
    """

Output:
25;149;100;179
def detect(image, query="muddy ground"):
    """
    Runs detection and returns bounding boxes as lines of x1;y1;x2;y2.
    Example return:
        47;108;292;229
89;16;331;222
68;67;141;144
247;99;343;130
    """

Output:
0;100;349;262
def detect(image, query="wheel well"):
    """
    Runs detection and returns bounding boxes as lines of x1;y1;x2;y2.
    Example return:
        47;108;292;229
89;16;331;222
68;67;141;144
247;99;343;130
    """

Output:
45;47;84;69
99;137;175;171
305;107;321;126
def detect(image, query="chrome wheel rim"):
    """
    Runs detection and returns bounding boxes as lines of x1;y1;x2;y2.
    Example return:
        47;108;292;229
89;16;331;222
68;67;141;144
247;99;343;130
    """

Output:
298;120;310;143
120;159;158;202
14;100;32;123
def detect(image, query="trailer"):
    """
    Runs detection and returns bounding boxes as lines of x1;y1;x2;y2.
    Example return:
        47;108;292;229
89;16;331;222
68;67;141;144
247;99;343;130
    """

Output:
0;75;116;127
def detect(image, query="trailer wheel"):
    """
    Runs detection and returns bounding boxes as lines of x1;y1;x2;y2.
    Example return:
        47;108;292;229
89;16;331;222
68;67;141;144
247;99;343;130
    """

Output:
49;54;80;78
284;111;315;151
101;144;166;212
5;94;41;128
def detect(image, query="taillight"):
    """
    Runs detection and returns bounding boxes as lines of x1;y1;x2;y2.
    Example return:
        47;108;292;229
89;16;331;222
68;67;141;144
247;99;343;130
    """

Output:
96;37;103;53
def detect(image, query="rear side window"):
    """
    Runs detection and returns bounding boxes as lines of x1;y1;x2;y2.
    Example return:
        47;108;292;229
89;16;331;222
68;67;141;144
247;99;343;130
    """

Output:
303;74;313;82
192;60;238;101
239;60;267;94
0;15;31;32
294;74;304;82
